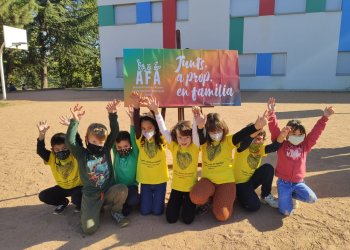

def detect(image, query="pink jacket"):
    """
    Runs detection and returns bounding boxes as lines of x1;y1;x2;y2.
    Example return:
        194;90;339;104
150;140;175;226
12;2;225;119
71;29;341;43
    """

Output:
269;112;328;182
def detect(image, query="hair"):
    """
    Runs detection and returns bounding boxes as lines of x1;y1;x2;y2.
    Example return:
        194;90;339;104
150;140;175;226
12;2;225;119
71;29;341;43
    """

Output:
286;119;306;135
171;120;192;144
50;133;66;147
246;122;266;140
140;114;164;149
116;131;131;144
205;113;229;144
86;123;108;140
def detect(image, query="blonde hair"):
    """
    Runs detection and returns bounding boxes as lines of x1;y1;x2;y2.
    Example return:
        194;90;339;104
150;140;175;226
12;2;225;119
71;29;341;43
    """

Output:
86;123;108;140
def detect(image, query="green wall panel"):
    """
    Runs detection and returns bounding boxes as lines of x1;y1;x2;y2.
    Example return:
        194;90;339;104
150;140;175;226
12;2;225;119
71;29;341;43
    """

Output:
306;0;326;13
98;5;115;26
229;17;244;54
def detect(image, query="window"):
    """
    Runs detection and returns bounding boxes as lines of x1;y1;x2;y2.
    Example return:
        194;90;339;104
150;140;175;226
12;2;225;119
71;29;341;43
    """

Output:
275;0;306;14
116;57;124;78
177;0;189;21
152;1;163;22
239;54;256;76
326;0;342;11
115;4;136;25
230;0;260;17
336;52;350;75
271;53;287;76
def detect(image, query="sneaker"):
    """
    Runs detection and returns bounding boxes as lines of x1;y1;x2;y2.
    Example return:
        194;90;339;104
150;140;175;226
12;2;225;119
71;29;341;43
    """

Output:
53;204;68;215
111;211;129;228
292;199;299;209
261;194;279;208
195;202;211;216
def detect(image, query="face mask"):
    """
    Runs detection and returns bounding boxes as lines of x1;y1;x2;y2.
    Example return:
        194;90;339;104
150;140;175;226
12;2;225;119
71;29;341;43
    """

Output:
288;135;305;146
209;131;223;141
55;150;70;160
87;142;104;155
117;148;132;158
142;130;155;140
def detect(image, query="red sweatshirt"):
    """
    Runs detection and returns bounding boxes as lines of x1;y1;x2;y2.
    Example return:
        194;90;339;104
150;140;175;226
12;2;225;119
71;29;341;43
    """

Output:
268;112;329;182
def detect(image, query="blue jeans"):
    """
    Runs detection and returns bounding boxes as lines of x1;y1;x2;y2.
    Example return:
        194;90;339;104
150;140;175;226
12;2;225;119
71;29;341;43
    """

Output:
140;182;167;215
122;185;140;216
277;178;317;215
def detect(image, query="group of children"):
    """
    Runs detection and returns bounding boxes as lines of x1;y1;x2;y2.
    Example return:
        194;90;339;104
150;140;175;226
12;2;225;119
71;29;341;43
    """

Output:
36;94;334;234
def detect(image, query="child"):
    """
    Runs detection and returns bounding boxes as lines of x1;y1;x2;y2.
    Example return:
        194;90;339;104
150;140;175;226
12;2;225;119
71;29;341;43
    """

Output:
131;92;169;215
36;119;82;214
234;124;290;212
66;101;129;235
267;97;335;215
190;109;267;221
146;96;200;224
112;106;140;216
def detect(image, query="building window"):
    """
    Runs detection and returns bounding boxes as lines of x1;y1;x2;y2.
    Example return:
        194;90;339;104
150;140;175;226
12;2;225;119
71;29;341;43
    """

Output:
116;57;124;78
326;0;342;11
336;52;350;75
239;54;257;76
230;0;260;17
275;0;306;14
177;0;189;21
115;4;136;25
152;1;163;22
271;53;287;76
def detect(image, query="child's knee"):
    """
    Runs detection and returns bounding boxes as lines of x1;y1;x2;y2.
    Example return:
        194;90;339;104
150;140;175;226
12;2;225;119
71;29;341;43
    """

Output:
189;191;208;205
82;218;99;235
213;207;232;221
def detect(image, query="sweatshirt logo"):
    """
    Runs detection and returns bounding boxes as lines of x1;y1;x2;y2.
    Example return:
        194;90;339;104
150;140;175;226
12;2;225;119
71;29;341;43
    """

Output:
286;144;302;160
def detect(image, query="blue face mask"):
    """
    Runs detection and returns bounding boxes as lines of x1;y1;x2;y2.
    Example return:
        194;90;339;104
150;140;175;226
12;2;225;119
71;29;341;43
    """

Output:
55;150;70;160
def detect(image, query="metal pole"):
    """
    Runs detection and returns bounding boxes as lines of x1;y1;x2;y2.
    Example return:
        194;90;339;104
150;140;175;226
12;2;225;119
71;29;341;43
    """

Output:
0;43;6;100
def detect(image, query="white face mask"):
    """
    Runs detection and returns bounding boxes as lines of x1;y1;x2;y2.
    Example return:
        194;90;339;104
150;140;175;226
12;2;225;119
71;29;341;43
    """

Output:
209;131;223;141
142;130;155;140
288;135;305;145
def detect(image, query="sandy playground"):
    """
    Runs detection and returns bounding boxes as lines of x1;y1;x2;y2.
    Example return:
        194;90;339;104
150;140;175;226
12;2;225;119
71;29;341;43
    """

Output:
0;89;349;250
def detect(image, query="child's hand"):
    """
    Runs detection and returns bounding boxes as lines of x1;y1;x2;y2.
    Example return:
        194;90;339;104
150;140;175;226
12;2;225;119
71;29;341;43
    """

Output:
106;99;121;113
126;105;134;125
277;126;291;143
70;104;85;121
192;106;206;129
59;115;72;126
254;110;268;130
323;106;335;117
130;91;143;108
146;96;160;114
37;120;50;135
267;97;276;112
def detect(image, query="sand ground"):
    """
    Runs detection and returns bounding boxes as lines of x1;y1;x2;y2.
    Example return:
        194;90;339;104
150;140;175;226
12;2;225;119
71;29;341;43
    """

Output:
0;90;349;250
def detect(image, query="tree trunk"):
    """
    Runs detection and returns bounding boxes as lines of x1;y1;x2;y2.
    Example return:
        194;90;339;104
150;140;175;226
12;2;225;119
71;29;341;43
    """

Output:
40;62;48;89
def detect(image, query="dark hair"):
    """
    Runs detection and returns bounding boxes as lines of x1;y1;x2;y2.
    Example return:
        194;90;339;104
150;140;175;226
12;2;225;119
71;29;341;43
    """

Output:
171;120;192;144
116;131;131;144
205;113;229;144
140;115;164;149
286;119;306;135
51;133;66;147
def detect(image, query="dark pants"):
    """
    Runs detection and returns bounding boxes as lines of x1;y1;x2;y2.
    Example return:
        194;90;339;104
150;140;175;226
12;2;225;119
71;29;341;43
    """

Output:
140;182;167;215
39;185;82;209
166;189;196;224
236;163;274;212
122;185;140;216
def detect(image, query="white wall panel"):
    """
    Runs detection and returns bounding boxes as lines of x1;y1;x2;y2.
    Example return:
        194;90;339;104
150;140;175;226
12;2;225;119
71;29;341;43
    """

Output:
326;0;343;11
275;0;306;14
239;54;256;76
230;0;260;17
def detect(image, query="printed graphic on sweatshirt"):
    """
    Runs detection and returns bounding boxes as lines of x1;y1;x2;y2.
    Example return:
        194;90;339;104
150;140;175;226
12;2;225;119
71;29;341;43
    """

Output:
144;140;158;158
285;144;302;160
176;151;192;170
247;144;262;170
86;155;109;188
206;143;221;161
55;159;74;179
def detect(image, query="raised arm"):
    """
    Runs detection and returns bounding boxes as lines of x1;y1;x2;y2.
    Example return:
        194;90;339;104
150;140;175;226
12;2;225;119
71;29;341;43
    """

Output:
264;126;290;154
59;114;83;147
130;91;143;139
193;106;206;145
105;99;121;150
36;120;51;162
267;97;281;141
66;104;86;158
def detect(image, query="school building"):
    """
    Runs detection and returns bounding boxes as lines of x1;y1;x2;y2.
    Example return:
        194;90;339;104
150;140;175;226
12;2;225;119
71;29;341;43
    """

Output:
97;0;350;90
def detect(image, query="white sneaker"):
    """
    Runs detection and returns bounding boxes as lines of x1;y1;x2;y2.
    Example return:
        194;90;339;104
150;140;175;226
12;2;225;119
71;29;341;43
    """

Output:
261;194;279;208
292;199;299;209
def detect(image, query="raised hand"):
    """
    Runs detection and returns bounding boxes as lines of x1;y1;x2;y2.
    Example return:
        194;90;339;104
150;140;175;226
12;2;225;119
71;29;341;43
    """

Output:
70;104;85;121
37;120;50;135
106;99;121;113
126;105;134;125
267;97;276;112
130;91;143;108
280;126;291;139
59;115;72;126
323;106;335;117
255;110;268;130
192;106;206;129
146;96;159;114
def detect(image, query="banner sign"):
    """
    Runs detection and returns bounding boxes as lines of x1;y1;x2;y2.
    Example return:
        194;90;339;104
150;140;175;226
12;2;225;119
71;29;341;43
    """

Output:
123;49;241;107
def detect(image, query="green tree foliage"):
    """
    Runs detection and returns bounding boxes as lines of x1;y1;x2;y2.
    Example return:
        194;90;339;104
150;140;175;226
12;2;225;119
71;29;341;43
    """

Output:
1;0;101;89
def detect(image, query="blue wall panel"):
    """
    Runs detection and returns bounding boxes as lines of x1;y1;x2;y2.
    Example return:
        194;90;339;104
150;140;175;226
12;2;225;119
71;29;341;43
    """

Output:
256;53;272;76
339;0;350;51
136;2;152;24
